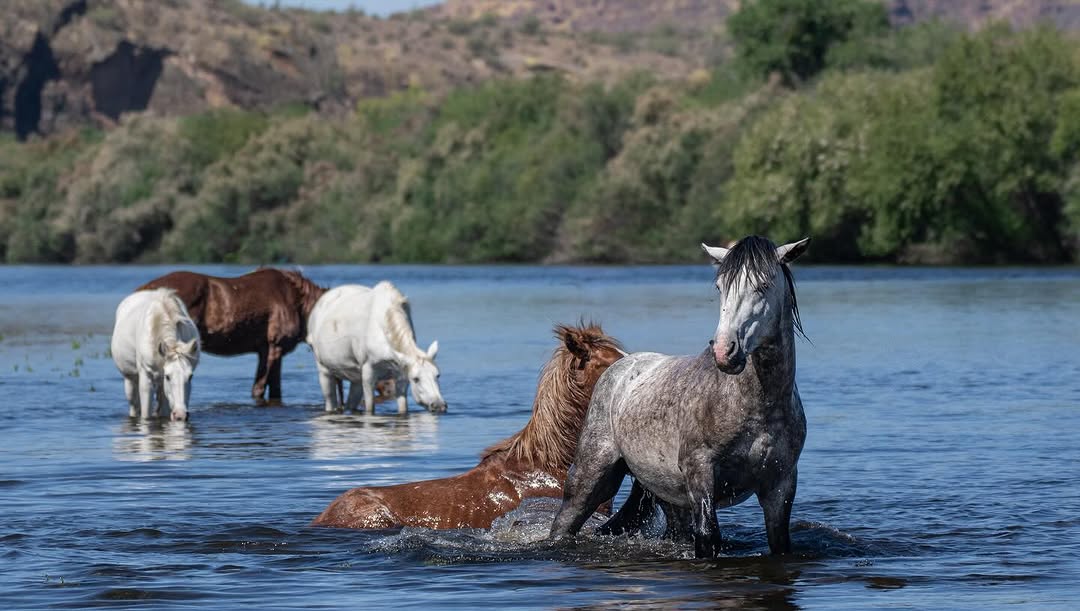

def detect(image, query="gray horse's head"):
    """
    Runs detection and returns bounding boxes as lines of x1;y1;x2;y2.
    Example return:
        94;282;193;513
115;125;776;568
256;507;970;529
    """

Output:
701;236;810;374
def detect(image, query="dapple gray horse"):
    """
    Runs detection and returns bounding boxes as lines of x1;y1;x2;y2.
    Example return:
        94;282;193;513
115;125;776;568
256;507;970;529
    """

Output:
548;235;810;557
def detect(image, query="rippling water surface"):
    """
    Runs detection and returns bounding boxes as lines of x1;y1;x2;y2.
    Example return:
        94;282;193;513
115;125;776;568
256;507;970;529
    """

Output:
2;265;1079;609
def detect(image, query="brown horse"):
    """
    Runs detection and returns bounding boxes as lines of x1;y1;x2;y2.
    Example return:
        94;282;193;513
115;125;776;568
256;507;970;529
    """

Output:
138;269;325;405
310;323;625;530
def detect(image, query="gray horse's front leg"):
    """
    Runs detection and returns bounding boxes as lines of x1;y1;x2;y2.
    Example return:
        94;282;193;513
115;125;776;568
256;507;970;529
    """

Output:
758;469;797;555
682;453;722;558
599;479;655;537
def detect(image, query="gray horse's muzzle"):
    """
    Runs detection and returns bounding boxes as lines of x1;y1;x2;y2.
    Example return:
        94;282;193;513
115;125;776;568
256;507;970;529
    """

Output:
710;340;746;374
426;401;448;414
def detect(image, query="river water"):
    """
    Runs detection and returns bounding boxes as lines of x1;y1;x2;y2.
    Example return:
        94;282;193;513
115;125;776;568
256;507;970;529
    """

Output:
1;264;1078;609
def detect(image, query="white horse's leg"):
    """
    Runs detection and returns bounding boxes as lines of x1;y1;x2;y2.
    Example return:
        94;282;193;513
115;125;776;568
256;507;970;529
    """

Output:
317;367;340;412
395;376;408;415
138;372;153;420
346;382;365;413
360;362;376;415
123;376;139;418
156;384;167;419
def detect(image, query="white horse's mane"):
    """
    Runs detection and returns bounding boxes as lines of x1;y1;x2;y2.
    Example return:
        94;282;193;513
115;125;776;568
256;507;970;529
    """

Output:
147;288;199;363
376;281;424;359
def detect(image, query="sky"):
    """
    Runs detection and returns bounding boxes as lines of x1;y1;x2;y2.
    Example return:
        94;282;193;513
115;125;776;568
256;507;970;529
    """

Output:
249;0;443;16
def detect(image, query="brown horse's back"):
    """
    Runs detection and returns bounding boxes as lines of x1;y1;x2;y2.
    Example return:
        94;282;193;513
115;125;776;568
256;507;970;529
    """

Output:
138;268;325;402
311;456;553;530
139;269;310;356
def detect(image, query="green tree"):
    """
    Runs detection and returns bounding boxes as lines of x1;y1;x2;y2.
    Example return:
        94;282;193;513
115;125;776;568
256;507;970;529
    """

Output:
728;0;889;86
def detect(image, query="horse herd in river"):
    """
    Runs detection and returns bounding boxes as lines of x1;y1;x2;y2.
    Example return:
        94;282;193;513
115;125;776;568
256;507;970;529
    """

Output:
108;235;811;558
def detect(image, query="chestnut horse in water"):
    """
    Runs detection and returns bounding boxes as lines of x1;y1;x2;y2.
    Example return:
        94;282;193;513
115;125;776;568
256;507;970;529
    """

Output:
139;269;325;405
311;324;625;530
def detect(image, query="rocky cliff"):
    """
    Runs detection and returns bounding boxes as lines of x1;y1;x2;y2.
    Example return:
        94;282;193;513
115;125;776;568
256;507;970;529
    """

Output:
0;0;693;139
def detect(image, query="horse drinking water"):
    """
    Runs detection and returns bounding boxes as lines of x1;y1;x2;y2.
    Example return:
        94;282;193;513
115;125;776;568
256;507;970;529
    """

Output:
139;269;325;405
548;236;810;558
111;288;201;421
311;324;625;529
307;281;446;414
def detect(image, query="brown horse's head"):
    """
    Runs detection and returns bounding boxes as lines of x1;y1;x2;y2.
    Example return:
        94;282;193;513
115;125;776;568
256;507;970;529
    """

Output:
483;323;624;470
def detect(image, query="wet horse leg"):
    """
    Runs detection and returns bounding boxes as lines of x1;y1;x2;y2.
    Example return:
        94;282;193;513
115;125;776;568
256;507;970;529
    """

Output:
345;380;365;412
682;451;723;558
360;362;376;414
252;348;269;405
599;479;655;537
549;434;628;541
758;469;797;555
138;371;154;420
317;366;340;412
123;375;139;418
661;502;695;543
265;345;283;406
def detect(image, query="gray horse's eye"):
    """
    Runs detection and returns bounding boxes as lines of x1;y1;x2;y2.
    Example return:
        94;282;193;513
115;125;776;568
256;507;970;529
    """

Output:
165;375;171;382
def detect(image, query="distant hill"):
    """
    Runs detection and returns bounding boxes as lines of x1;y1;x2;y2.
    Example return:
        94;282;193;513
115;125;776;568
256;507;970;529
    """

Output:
0;0;693;139
436;0;1080;32
5;0;1080;139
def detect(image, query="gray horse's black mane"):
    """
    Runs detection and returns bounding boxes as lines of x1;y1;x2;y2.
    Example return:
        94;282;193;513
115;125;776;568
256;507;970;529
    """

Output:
715;235;805;339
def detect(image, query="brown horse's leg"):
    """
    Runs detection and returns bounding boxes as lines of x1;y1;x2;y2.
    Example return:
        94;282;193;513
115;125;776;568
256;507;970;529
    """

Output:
265;345;284;406
252;348;269;406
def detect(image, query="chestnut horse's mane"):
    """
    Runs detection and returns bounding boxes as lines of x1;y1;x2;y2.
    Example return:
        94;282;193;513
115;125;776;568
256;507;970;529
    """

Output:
481;325;621;470
278;269;327;319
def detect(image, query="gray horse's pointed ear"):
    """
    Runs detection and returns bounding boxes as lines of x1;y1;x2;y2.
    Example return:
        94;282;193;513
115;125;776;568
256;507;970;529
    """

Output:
776;237;811;264
701;243;729;265
426;340;439;359
181;339;198;356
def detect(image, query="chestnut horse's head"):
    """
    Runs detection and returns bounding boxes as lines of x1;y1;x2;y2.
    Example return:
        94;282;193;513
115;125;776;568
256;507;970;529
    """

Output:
483;323;624;469
556;323;626;400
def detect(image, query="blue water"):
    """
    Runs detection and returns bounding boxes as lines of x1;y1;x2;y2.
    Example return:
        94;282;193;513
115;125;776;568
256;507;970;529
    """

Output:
2;265;1079;609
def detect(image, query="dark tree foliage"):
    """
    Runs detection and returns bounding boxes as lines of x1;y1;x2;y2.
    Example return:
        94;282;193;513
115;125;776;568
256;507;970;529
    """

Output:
728;0;889;86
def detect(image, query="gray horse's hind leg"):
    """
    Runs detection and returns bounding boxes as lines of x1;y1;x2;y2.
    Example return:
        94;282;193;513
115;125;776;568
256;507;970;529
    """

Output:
758;469;797;555
550;452;628;541
598;479;655;537
661;503;695;543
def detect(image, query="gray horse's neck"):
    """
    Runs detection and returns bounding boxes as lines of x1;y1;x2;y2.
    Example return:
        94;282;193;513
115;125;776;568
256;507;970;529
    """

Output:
729;301;797;411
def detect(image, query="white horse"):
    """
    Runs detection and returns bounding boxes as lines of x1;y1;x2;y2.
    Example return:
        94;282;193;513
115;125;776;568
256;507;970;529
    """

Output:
307;281;446;414
111;288;200;421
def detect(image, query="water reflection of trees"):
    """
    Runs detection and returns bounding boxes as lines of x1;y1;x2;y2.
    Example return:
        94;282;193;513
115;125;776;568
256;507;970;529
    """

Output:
113;419;194;461
308;412;440;460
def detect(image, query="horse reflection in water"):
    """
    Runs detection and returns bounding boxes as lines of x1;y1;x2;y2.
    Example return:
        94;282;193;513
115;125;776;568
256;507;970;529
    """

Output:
113;420;194;462
308;409;440;461
311;324;625;530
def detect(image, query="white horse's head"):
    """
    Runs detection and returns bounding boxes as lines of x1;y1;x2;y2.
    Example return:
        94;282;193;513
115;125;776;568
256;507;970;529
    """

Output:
398;341;446;413
702;236;810;374
159;339;198;421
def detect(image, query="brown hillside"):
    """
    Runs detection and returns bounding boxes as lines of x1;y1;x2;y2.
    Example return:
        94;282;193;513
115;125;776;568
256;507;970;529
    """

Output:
0;0;694;139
